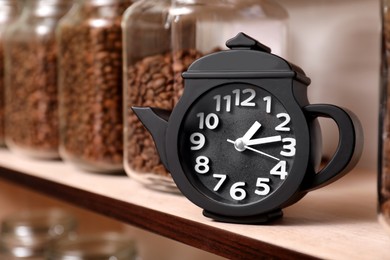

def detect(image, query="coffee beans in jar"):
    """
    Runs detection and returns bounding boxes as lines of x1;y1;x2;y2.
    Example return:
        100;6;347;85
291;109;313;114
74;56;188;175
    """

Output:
4;0;72;159
57;0;132;173
0;1;19;147
125;49;204;190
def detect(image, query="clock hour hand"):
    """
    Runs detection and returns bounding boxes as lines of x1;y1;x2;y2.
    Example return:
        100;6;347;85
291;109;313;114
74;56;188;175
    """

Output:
241;121;261;142
246;136;282;146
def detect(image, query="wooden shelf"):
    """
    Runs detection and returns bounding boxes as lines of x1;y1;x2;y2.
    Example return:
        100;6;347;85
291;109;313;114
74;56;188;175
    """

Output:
0;149;388;259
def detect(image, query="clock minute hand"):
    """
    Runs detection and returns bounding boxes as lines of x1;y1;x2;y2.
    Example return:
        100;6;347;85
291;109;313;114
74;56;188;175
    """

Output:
227;139;280;161
246;136;282;146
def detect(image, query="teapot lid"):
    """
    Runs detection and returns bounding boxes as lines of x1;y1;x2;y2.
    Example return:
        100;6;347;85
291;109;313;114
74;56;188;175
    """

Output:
182;32;310;85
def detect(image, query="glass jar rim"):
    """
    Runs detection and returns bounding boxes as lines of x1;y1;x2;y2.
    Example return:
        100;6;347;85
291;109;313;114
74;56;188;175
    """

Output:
0;208;77;237
48;232;137;259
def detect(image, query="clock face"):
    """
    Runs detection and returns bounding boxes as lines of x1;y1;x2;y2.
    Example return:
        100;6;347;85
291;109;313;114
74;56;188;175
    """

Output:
178;83;297;206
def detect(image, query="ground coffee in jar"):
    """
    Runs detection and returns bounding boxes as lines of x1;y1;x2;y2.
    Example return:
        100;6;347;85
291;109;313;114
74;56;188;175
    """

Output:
58;0;132;173
4;0;72;158
123;0;288;192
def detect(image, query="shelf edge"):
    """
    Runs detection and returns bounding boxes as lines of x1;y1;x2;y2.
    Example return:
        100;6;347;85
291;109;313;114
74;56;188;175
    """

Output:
0;165;318;259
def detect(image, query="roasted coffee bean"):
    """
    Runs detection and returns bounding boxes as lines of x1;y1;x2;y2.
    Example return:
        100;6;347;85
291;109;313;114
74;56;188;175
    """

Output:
58;1;131;172
126;49;216;177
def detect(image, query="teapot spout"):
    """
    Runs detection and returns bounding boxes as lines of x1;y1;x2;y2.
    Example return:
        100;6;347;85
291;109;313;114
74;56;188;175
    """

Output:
131;107;170;170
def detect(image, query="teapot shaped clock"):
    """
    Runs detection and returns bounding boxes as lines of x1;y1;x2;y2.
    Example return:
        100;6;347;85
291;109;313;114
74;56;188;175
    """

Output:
132;33;363;224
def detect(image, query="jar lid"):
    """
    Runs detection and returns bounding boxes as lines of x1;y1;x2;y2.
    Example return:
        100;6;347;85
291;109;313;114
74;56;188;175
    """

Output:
48;232;137;260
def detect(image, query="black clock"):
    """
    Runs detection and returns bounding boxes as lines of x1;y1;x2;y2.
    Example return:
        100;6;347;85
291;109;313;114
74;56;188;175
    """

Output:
132;33;363;223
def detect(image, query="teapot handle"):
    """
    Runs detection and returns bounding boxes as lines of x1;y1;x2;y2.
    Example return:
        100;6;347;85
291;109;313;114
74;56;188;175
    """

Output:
301;104;363;192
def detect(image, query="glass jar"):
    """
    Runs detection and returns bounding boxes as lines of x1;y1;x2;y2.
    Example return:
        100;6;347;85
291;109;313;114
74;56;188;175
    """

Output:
0;209;77;259
0;0;19;148
123;0;289;192
57;0;133;173
379;0;390;234
47;232;137;260
3;0;73;159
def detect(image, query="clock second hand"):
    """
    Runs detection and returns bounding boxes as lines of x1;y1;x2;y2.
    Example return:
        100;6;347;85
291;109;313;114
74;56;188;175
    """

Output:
245;146;280;161
227;139;280;161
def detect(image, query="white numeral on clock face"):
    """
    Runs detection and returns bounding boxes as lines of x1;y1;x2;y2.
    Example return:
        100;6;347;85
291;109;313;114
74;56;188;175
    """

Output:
232;89;240;106
197;113;219;130
213;95;232;112
241;89;256;107
263;96;272;113
213;88;256;112
230;182;246;201
270;161;288;180
195;156;210;174
213;95;221;112
281;138;296;157
254;177;271;196
213;174;227;191
223;95;232;112
275;113;291;132
190;133;205;150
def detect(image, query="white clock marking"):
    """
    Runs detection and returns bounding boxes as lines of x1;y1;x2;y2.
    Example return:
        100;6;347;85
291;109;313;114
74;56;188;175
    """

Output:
227;139;280;161
242;121;262;142
245;136;282;146
244;146;281;161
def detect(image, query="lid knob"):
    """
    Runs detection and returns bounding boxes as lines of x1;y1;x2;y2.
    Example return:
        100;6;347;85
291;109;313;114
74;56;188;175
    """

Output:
226;32;271;53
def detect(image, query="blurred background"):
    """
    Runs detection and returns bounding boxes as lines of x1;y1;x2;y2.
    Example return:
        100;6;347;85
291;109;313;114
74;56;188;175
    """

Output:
279;0;380;171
